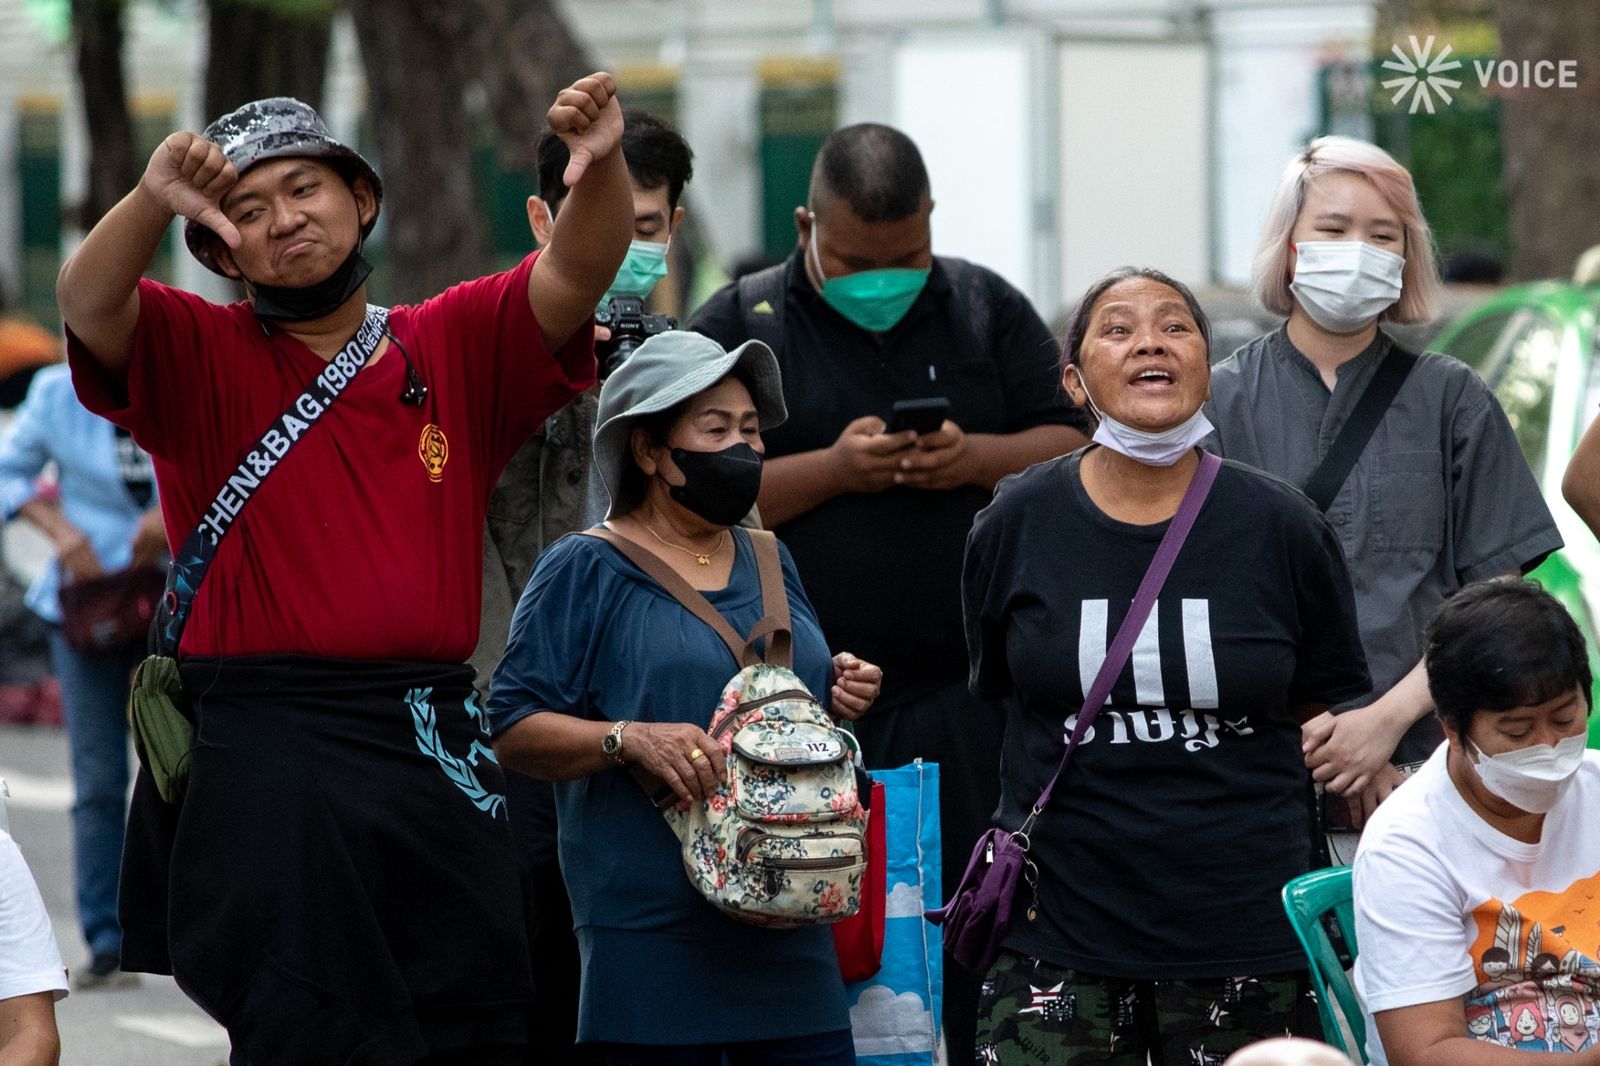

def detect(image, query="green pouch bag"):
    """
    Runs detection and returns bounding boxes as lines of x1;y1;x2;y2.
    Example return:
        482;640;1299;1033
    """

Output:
128;654;194;804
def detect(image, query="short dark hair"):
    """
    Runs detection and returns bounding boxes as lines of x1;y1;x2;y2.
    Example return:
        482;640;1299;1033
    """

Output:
1059;267;1213;371
537;108;694;214
1424;580;1594;738
809;123;929;224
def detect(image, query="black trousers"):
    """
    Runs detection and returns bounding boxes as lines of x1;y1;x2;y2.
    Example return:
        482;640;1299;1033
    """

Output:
852;679;1007;1066
121;656;537;1066
506;770;582;1065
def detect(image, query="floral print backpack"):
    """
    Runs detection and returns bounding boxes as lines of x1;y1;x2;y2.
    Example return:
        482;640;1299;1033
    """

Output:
586;528;867;927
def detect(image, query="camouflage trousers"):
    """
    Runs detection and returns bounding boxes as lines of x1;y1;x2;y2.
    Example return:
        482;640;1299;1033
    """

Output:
974;950;1321;1065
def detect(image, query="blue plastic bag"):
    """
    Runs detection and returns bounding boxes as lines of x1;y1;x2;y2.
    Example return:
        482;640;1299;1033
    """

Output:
847;760;942;1065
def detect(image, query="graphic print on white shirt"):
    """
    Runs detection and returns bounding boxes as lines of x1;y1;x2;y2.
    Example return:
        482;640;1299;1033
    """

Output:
1461;876;1600;1052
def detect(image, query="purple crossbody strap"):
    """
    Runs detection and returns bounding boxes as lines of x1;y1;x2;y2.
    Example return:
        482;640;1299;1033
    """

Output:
1025;450;1221;826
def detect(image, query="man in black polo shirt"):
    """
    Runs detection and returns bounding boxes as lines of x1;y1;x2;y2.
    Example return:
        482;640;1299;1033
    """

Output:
690;122;1087;1060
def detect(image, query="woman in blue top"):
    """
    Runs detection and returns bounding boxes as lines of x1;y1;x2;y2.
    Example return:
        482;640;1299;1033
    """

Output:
0;363;166;986
488;331;882;1065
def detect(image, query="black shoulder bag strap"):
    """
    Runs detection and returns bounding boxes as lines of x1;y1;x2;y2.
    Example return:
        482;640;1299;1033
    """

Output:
1301;345;1419;513
152;305;390;655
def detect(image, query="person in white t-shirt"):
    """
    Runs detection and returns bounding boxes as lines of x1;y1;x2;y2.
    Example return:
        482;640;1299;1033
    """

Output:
0;817;68;1066
1354;580;1600;1065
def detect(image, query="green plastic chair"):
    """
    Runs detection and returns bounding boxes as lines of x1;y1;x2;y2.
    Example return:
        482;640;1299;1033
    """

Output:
1283;866;1368;1064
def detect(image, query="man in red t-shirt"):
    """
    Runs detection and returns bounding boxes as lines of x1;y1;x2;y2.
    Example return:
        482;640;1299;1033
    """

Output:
55;75;632;1065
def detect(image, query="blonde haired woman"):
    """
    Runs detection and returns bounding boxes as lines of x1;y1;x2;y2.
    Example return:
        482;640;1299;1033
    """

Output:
1205;136;1560;860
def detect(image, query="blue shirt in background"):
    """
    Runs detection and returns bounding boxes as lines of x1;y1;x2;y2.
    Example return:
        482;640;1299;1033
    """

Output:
487;527;851;1046
0;365;156;623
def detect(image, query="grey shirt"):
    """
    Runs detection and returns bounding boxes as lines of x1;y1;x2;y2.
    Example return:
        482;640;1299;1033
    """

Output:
1204;327;1562;764
470;391;600;696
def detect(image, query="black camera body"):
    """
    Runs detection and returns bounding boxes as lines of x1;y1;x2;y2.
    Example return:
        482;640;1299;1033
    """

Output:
595;293;678;376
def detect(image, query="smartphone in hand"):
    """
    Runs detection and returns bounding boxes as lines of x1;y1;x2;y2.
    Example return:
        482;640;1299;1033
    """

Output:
886;397;951;436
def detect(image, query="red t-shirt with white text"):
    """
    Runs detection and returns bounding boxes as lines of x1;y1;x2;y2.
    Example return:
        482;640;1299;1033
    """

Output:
66;252;593;661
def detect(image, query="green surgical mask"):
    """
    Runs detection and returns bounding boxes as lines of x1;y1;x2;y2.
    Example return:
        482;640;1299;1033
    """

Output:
808;222;930;333
602;239;671;303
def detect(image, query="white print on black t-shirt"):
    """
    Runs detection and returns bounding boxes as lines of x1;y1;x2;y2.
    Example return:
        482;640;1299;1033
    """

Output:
1065;598;1252;752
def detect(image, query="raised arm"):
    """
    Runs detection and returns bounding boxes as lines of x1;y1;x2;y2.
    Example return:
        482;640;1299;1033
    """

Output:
56;134;239;382
527;73;633;351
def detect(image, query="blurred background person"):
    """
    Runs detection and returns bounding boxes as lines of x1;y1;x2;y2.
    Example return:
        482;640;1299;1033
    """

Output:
0;363;164;988
1225;1038;1357;1066
1205;137;1559;862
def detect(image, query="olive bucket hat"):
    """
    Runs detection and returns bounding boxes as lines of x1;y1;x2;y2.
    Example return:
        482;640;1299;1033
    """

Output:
593;331;787;516
183;97;383;275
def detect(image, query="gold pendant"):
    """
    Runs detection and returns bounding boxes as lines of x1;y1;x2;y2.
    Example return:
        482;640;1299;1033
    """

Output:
695;554;710;566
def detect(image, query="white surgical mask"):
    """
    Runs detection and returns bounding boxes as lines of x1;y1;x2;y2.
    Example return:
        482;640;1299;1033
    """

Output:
1075;369;1212;467
1289;240;1405;334
1467;732;1587;814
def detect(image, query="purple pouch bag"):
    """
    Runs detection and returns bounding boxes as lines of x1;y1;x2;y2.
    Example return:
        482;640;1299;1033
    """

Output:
925;451;1220;974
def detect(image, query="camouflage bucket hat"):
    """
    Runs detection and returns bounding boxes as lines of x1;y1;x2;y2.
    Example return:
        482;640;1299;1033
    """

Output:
183;97;383;275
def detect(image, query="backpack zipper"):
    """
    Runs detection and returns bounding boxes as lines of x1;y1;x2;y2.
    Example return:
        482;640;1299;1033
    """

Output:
738;827;864;862
711;689;817;738
760;854;862;872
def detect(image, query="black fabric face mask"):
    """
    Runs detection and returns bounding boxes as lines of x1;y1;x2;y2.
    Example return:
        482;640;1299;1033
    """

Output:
667;443;764;527
250;245;373;323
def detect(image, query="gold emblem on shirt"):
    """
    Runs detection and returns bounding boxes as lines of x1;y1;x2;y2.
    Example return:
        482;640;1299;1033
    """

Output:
418;424;449;483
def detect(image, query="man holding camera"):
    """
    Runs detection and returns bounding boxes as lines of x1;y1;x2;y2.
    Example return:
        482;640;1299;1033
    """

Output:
471;108;695;1064
690;122;1088;1061
56;74;632;1063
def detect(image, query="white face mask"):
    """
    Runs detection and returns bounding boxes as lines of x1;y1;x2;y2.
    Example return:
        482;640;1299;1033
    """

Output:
1289;240;1405;334
1074;367;1213;467
1467;732;1587;814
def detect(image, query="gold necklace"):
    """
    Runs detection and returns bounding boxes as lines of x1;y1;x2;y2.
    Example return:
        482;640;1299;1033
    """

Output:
641;521;727;566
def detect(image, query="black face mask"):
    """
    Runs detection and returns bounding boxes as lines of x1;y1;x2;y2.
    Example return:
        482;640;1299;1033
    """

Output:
667;443;763;527
250;245;373;323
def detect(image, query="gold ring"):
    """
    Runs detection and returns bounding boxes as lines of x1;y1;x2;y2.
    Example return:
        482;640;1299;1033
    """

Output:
689;748;706;762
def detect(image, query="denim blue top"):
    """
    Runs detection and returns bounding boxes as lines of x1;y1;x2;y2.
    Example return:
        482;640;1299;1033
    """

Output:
0;365;156;623
487;527;851;1045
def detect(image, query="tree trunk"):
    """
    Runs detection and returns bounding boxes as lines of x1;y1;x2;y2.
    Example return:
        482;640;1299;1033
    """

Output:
204;0;334;122
470;0;596;170
70;0;136;229
348;0;487;303
1495;0;1600;279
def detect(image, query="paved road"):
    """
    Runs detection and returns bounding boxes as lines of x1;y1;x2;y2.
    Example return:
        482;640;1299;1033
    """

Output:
2;724;229;1066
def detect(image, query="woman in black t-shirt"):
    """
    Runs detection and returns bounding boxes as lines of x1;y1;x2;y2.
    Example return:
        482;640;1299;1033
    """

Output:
965;267;1371;1065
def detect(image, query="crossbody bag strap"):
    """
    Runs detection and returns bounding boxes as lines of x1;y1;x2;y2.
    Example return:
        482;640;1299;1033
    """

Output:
1301;346;1419;513
153;305;390;656
744;529;793;670
1019;449;1222;835
582;527;759;669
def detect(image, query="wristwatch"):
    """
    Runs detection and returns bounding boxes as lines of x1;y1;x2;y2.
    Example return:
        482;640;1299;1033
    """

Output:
603;720;631;765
